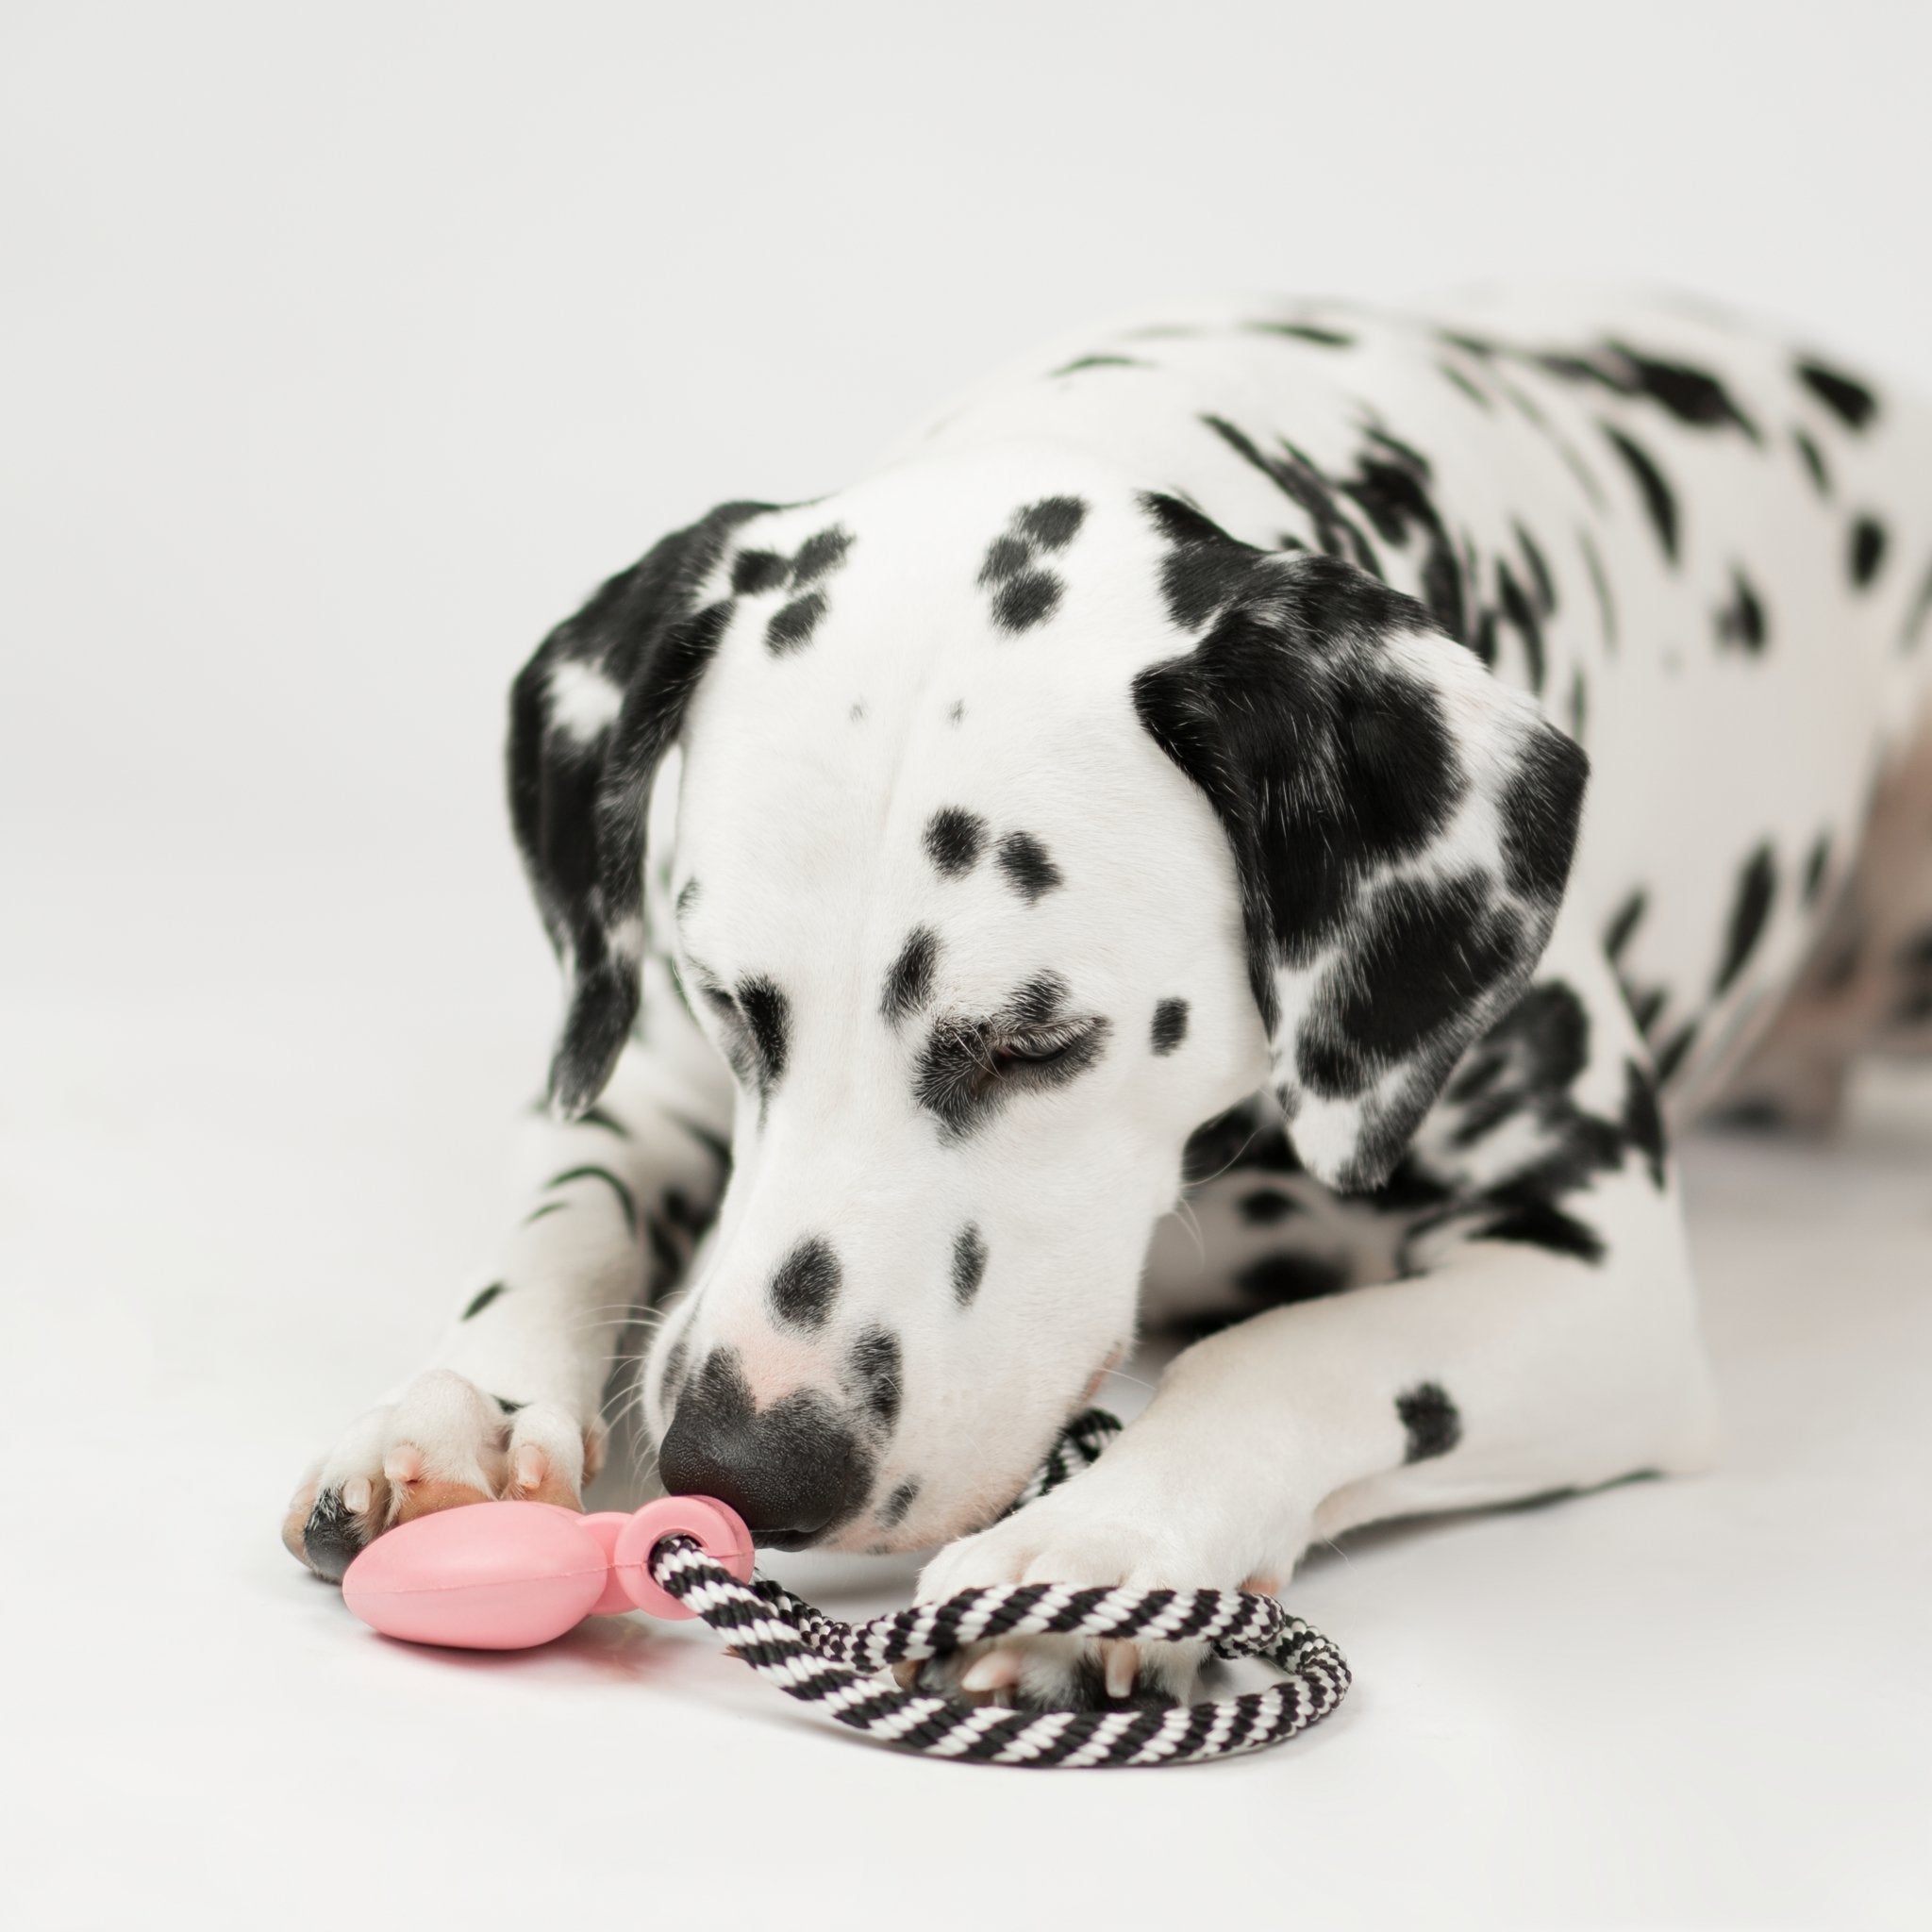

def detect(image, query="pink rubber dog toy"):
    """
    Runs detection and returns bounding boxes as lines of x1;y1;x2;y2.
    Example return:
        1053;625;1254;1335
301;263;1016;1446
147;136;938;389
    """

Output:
341;1495;756;1649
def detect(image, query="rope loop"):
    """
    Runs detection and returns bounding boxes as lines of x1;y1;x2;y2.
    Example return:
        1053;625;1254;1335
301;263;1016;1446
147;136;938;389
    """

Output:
647;1409;1351;1768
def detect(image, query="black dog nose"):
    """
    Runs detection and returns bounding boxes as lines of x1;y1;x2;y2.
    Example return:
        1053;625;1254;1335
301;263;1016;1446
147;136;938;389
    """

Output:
658;1350;867;1548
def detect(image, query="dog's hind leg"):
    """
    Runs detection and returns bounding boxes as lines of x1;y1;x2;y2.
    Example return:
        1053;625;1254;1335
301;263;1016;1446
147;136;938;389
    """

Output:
1716;700;1932;1128
282;958;733;1581
916;938;1718;1708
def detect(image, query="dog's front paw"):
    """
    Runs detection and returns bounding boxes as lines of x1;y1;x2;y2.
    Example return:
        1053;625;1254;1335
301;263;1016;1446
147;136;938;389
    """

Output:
908;1483;1255;1713
280;1370;603;1582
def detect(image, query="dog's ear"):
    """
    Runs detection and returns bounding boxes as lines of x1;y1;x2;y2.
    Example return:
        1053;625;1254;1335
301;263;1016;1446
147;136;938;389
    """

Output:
508;501;772;1116
1132;496;1588;1192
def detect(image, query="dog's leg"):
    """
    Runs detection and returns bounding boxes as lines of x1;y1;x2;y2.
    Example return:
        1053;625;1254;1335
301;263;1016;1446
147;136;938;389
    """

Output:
282;963;732;1580
917;942;1719;1709
1717;702;1932;1127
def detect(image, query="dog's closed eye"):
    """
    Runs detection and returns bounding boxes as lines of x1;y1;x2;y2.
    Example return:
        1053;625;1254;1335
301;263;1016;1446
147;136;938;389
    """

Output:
989;1026;1087;1071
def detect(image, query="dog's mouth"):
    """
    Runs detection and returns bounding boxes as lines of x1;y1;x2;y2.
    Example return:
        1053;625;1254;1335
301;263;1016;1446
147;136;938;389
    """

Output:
749;1527;822;1553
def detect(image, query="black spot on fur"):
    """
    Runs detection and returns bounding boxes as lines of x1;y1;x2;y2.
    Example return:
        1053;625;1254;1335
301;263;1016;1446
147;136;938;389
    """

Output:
849;1327;902;1431
1605;888;1647;963
1436;979;1663;1258
1019;497;1088;551
996;831;1062;901
1336;429;1468;641
979;535;1030;584
675;877;701;921
1601;425;1678;562
770;1236;841;1332
1714;845;1777;996
977;499;1087;635
765;591;826;655
791;526;854;586
881;926;940;1023
643;1213;682;1289
1236;1251;1350;1305
1201;417;1379;575
1514;524;1556;614
1181;1100;1300;1186
1479;1199;1604;1263
1439;359;1491;408
876;1479;921;1528
1602;341;1760;439
1802;834;1832;908
1395;1382;1462;1462
462;1282;506;1320
1239;1188;1301;1225
492;1393;525;1415
924;807;987;877
662;1185;707;1235
1052;354;1148;375
1796;358;1877;431
990;571;1061;633
543;1165;638;1237
1526;340;1758;441
1493;558;1546;691
731;549;791;595
1628;987;1666;1037
1717;569;1768;653
737;975;791;1105
1849;516;1888;589
1150;998;1190;1056
1653;1021;1699;1086
1792;427;1831;495
1249;320;1356;347
1622;1060;1668;1189
1578;528;1617;649
1444;981;1590;1145
951;1224;987;1307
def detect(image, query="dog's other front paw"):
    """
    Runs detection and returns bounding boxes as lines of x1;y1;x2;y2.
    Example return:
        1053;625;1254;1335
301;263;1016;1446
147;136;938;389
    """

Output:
908;1490;1257;1713
280;1370;603;1582
908;1629;1205;1714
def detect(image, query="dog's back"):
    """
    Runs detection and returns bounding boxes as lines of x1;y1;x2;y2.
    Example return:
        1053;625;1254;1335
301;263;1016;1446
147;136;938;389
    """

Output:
907;289;1932;1107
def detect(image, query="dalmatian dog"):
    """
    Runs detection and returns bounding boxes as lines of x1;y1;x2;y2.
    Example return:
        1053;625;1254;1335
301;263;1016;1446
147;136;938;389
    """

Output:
284;289;1932;1711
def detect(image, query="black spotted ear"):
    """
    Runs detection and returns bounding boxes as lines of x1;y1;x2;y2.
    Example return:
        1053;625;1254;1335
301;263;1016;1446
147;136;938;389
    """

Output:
508;501;771;1116
1132;497;1588;1192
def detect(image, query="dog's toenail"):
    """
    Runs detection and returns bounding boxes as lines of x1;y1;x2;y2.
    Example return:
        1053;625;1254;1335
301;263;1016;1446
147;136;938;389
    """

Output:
961;1653;1019;1693
341;1476;373;1514
512;1446;547;1491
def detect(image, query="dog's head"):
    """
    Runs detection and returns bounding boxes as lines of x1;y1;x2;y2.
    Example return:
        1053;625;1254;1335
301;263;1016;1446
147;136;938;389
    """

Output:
509;455;1586;1549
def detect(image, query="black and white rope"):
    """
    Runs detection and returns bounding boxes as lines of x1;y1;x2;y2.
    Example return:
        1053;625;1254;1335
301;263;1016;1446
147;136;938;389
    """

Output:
646;1409;1351;1768
999;1405;1122;1515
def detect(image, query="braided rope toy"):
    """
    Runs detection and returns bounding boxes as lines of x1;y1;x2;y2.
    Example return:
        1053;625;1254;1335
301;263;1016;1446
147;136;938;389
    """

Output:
341;1410;1350;1768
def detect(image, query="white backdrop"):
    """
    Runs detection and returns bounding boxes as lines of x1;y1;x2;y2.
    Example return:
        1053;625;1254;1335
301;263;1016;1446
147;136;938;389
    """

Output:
4;6;1930;1929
